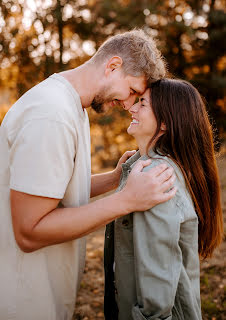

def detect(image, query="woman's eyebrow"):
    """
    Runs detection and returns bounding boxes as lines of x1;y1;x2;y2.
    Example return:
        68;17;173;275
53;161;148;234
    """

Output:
140;97;147;102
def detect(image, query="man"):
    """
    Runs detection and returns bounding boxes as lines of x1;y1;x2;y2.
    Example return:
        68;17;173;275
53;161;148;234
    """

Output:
0;30;176;320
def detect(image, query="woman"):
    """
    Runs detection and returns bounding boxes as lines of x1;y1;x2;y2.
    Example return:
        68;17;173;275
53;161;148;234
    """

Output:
104;79;223;320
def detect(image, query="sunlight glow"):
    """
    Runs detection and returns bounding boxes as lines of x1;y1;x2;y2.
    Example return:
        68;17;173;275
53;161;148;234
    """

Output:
62;51;71;63
81;9;91;22
196;16;207;26
22;17;32;30
196;31;208;40
26;0;37;12
34;20;44;34
82;40;96;56
11;5;18;13
175;15;182;22
169;0;175;8
143;9;150;16
42;0;53;10
203;4;210;12
183;11;194;20
63;4;73;19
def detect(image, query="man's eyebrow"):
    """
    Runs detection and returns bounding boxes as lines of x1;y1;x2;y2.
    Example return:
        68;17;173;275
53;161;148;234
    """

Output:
131;88;139;94
131;87;143;95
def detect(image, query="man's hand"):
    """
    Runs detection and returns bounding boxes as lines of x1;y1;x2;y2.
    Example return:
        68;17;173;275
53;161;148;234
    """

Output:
120;159;177;212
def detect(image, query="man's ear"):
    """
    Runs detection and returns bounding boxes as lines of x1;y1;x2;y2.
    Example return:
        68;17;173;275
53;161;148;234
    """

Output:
105;56;123;76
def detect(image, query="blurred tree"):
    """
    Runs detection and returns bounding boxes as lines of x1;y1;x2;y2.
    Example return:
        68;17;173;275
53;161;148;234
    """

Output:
0;0;225;169
0;0;94;98
189;2;226;133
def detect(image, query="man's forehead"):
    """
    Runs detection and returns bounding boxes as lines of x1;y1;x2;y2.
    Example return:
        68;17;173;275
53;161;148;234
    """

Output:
131;76;147;94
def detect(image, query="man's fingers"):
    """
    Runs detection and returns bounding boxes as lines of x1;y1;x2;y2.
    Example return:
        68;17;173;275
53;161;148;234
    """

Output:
147;163;168;177
157;166;174;183
160;187;178;203
131;159;152;173
161;174;176;192
119;150;136;163
124;150;136;159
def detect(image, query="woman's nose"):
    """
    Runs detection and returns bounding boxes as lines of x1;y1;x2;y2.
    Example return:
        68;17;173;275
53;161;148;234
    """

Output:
128;102;140;113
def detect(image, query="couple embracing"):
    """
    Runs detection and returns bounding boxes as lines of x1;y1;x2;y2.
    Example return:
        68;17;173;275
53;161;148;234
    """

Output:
0;29;223;320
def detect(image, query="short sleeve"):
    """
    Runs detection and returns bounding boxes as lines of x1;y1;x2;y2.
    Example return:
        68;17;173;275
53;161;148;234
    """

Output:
9;119;76;199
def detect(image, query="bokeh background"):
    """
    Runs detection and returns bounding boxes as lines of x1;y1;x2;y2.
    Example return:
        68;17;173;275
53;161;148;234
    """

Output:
0;0;225;319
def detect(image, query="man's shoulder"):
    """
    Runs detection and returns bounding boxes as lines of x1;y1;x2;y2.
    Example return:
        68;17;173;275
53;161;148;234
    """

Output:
4;75;82;133
22;75;76;109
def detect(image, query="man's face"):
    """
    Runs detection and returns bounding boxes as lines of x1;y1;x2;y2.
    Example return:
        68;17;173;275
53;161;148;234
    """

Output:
91;69;147;113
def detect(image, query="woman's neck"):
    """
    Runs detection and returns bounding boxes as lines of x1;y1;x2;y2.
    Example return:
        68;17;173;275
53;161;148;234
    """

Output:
137;138;155;156
138;144;148;156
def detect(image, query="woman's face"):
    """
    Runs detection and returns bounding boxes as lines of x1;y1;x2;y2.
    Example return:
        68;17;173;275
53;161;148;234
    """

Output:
127;88;159;143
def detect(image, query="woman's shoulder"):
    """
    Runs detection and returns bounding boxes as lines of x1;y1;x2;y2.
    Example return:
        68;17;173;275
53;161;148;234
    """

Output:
140;151;197;222
141;151;184;181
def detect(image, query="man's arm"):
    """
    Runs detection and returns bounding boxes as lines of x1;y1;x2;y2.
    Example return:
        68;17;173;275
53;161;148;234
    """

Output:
91;150;136;197
11;160;176;253
91;171;118;198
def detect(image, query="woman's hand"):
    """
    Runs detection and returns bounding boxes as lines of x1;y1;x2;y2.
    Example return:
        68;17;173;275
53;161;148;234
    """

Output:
111;150;137;186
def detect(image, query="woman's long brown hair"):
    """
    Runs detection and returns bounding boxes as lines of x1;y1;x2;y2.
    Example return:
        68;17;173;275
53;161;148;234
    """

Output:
148;79;223;259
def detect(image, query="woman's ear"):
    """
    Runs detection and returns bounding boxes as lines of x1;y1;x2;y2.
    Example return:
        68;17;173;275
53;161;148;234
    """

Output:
160;123;166;132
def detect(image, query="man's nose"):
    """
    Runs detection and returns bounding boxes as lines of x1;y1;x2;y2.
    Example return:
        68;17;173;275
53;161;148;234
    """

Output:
122;95;137;110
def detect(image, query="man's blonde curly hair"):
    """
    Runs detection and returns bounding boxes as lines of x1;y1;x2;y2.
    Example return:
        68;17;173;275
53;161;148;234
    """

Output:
91;29;166;84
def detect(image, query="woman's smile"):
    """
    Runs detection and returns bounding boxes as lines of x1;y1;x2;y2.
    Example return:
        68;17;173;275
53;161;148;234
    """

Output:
131;117;139;125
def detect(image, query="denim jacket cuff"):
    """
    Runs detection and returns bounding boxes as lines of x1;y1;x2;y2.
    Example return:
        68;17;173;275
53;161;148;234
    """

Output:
132;304;172;320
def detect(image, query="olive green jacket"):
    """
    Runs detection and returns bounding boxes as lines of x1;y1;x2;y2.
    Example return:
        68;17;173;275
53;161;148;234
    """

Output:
104;150;202;320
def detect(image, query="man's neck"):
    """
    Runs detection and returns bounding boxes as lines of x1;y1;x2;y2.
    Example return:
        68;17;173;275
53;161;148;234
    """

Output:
60;63;100;109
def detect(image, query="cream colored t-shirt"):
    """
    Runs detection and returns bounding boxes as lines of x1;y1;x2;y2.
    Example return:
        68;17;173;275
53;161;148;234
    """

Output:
0;74;91;320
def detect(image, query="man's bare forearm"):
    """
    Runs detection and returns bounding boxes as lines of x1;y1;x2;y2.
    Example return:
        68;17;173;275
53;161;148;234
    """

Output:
91;150;137;198
15;190;130;253
91;171;119;198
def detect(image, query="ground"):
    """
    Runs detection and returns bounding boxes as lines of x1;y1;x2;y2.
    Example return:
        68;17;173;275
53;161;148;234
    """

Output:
74;152;226;320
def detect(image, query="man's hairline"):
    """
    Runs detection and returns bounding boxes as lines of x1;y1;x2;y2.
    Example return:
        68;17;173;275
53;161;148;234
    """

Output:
90;54;147;77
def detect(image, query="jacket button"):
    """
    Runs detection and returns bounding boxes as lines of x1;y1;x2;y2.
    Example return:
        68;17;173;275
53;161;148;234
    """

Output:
122;219;129;227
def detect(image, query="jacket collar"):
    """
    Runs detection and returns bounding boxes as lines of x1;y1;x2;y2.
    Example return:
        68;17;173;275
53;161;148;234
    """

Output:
122;148;157;171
